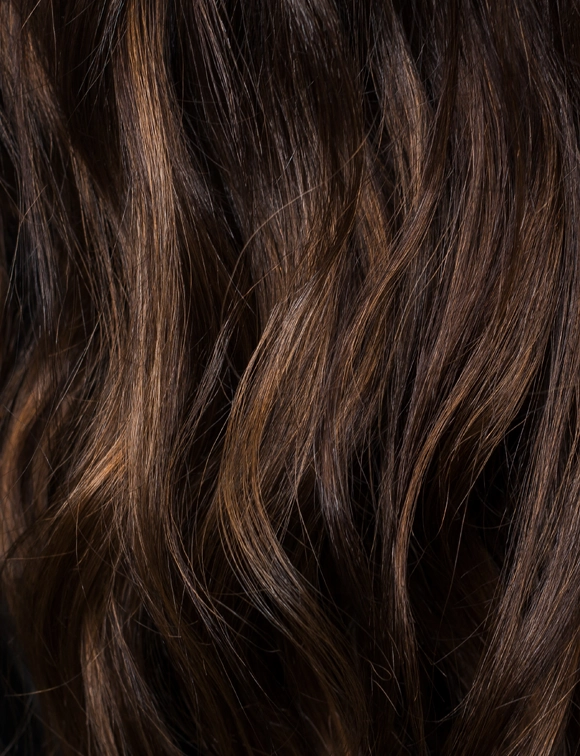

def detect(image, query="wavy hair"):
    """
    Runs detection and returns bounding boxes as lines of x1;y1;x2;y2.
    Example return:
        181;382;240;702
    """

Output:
1;0;580;753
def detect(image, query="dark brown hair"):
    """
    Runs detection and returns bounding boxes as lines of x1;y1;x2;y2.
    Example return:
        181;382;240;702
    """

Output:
1;0;580;753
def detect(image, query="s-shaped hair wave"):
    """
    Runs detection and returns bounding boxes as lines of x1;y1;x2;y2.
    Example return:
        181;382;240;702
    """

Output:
1;0;580;754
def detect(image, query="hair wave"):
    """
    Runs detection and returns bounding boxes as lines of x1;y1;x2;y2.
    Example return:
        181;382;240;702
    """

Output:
2;0;580;754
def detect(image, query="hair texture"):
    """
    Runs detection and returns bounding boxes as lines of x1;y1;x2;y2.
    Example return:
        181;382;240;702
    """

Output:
2;0;580;753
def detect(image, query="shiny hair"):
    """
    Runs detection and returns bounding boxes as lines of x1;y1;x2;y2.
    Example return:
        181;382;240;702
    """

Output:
2;0;580;753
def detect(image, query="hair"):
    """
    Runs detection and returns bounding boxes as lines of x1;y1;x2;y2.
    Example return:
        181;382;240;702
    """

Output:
1;0;580;753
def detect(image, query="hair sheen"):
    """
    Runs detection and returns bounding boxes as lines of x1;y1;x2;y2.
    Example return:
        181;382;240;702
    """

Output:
1;0;580;753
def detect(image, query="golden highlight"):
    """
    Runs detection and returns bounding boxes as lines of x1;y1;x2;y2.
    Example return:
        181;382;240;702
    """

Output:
1;0;580;753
